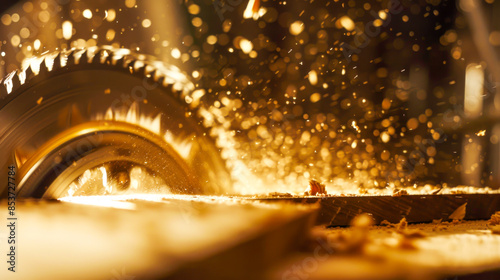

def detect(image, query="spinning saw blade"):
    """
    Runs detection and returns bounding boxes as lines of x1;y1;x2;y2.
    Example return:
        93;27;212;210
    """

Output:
0;47;232;198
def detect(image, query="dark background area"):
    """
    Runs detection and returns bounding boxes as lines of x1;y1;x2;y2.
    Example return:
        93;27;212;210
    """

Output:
0;0;18;14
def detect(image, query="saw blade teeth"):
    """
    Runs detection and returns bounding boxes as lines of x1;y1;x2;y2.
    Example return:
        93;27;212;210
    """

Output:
149;68;157;78
163;83;175;97
135;65;147;77
66;50;76;66
92;49;105;64
24;65;34;80
156;76;165;87
52;53;62;70
39;59;49;76
11;71;21;90
115;56;125;68
147;69;157;82
1;46;196;110
3;71;17;94
175;89;184;98
102;49;112;64
0;79;7;97
161;80;171;91
79;50;89;64
103;49;112;62
127;60;136;74
18;69;26;85
28;63;37;77
104;51;113;65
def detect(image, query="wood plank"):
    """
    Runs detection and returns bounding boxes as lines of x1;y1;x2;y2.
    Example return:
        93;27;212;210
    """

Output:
271;221;500;280
256;194;500;226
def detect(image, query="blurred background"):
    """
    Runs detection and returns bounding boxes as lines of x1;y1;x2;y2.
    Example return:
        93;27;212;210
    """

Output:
1;1;500;280
0;0;499;195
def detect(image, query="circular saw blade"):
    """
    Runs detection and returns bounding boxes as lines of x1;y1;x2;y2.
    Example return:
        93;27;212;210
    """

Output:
0;46;232;198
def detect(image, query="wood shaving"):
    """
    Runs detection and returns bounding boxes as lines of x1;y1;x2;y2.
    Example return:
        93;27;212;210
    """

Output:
393;217;426;250
396;217;408;232
432;219;442;224
431;187;443;195
392;189;408;196
449;203;467;220
380;220;393;227
304;179;327;196
488;211;500;226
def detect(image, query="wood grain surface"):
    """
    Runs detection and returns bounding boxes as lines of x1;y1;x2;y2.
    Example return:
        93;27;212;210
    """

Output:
256;194;500;226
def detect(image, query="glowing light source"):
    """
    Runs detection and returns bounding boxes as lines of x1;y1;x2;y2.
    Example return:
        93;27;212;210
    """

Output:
82;9;93;19
34;39;41;50
239;38;253;54
290;21;304;35
62;21;72;40
244;0;265;20
339;16;355;31
308;70;318;85
106;9;116;22
142;19;151;28
59;196;136;210
171;48;181;59
464;63;484;118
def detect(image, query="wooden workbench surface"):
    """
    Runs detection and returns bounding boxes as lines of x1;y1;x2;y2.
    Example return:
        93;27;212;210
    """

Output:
272;220;500;280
